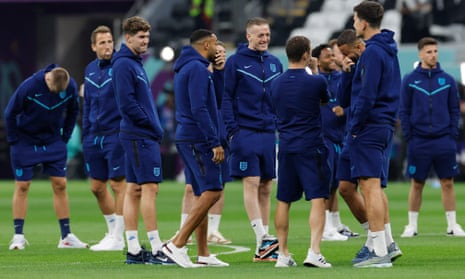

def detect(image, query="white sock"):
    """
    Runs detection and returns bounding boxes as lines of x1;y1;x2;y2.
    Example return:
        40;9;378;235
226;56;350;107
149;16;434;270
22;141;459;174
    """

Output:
263;225;269;235
365;230;373;250
251;219;266;253
370;230;387;257
104;214;116;235
384;223;394;245
125;230;141;255
408;211;419;229
180;213;189;229
208;214;221;235
324;210;333;231
361;222;369;233
331;211;342;230
113;215;125;240
147;230;163;253
446;211;457;229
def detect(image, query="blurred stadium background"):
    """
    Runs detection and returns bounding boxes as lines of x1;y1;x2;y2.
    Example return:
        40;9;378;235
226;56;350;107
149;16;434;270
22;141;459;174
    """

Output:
1;0;465;180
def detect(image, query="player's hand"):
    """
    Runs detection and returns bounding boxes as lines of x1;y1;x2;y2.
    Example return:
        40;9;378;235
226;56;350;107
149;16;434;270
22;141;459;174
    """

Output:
332;105;345;117
212;146;224;164
307;57;318;74
213;51;226;71
342;56;355;72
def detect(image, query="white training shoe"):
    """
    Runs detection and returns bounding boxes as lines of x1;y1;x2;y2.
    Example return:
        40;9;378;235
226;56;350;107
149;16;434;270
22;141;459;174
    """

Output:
207;231;232;245
58;233;89;249
322;228;349;241
447;224;465;237
338;224;360;238
162;241;195;268
90;234;125;251
303;249;332;268
9;234;28;250
400;225;417;238
197;254;229;267
275;254;297;267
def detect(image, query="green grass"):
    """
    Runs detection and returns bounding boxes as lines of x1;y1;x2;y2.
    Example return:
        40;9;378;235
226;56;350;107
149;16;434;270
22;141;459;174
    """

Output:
0;179;464;278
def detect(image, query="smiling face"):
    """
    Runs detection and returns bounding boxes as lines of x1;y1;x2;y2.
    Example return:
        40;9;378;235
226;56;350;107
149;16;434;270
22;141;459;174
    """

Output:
92;32;114;60
318;47;337;73
246;23;270;52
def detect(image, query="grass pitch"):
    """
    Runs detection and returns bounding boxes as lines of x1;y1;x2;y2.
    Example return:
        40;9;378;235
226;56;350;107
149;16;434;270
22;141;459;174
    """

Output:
0;179;464;278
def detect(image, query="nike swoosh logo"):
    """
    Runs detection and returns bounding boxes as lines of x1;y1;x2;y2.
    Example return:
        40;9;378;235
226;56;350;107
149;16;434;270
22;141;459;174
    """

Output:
113;166;120;171
414;80;421;84
89;72;95;76
244;65;252;69
35;93;43;97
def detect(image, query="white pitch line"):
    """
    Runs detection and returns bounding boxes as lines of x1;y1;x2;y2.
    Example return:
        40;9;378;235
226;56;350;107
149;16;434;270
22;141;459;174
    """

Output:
210;244;251;256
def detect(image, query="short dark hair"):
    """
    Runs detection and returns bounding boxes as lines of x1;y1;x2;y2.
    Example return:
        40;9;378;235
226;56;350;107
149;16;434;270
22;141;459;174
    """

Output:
311;44;331;59
285;36;310;63
353;0;384;28
122;16;151;36
190;29;214;44
337;29;358;47
417;37;438;50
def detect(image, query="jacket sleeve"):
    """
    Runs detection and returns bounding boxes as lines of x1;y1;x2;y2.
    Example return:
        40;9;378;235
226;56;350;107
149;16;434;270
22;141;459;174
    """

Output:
449;79;460;138
113;62;151;127
349;50;380;135
222;58;239;138
82;80;91;138
4;84;27;144
189;65;221;149
338;70;354;108
213;69;225;109
62;79;79;143
399;74;412;141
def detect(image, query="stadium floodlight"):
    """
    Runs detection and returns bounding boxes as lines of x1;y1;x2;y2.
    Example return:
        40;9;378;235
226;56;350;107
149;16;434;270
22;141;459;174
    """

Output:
160;46;175;62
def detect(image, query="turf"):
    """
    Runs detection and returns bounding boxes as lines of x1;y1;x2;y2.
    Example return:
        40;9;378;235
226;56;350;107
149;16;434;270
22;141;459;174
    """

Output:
0;179;464;278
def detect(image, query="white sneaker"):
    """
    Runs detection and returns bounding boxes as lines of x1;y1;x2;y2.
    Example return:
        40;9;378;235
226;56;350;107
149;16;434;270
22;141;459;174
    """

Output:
9;234;28;250
207;231;232;245
400;225;417;238
90;234;125;251
447;224;465;237
338;224;360;237
58;233;89;248
275;254;297;267
322;228;349;241
162;241;195;268
197;254;229;267
303;249;332;268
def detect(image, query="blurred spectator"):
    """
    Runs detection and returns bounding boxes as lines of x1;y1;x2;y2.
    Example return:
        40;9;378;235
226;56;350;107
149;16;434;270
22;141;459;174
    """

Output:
190;0;214;29
397;0;432;43
157;82;179;180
